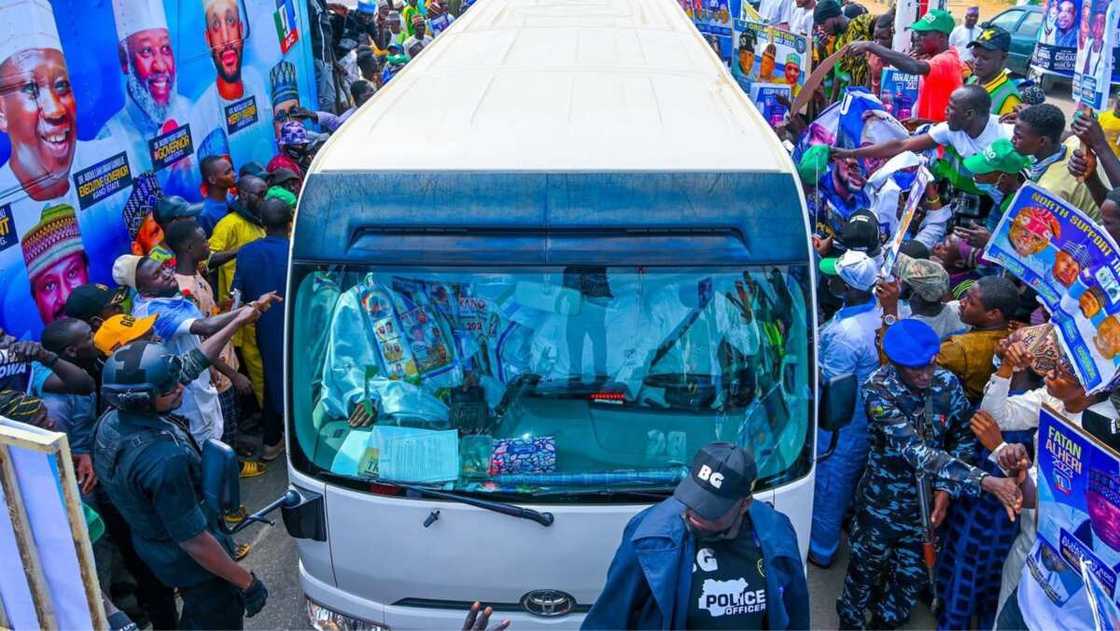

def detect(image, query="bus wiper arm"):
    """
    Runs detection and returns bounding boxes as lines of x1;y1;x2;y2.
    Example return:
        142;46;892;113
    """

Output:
396;483;555;527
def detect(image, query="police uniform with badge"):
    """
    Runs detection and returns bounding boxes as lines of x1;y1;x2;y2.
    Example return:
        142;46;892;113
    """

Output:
93;341;267;629
837;320;987;629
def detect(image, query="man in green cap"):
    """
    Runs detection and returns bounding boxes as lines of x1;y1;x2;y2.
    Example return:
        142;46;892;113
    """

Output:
952;138;1029;242
784;52;802;96
841;9;962;122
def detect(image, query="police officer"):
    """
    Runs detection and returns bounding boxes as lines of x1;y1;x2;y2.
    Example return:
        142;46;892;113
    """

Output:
93;306;268;629
836;319;1023;630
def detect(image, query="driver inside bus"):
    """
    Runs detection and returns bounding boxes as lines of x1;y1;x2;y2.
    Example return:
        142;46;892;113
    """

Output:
316;274;534;431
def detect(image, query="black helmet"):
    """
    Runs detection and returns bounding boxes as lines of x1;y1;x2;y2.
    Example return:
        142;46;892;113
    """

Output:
101;341;183;412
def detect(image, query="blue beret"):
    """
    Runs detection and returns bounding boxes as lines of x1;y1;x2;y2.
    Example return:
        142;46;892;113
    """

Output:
883;319;940;368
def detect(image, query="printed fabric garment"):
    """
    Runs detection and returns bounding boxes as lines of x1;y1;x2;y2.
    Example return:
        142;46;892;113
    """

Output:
810;300;882;565
319;274;494;424
175;271;239;394
132;295;224;445
935;429;1035;631
937;327;1011;403
837;364;984;627
832;13;877;92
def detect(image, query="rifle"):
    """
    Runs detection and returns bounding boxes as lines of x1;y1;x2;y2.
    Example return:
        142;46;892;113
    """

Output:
915;394;941;613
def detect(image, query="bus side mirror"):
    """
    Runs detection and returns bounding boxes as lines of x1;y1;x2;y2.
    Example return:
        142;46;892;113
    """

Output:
818;373;857;433
202;439;241;519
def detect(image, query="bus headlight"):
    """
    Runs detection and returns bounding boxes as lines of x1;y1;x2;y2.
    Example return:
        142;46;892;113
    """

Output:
306;598;388;631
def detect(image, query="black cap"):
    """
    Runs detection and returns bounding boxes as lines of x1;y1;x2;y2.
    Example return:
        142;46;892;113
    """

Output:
153;195;200;226
814;0;842;23
969;25;1011;52
840;210;882;257
64;283;128;321
268;167;301;186
673;443;757;521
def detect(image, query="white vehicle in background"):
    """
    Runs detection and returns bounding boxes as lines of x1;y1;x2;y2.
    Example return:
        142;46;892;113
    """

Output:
277;0;842;628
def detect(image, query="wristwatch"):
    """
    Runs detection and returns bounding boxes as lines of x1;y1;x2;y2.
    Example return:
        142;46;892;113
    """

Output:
883;314;898;327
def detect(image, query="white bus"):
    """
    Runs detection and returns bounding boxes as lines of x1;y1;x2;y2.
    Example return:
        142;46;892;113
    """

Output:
280;0;824;628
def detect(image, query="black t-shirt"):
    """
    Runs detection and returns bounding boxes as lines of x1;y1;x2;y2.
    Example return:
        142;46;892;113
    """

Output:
686;531;768;630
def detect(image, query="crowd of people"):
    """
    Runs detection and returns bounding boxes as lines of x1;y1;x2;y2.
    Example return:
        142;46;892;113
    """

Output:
3;0;1120;629
0;3;477;629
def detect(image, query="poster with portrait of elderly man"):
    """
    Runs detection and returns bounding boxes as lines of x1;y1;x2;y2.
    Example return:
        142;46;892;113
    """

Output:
195;0;276;171
0;0;131;339
99;0;222;202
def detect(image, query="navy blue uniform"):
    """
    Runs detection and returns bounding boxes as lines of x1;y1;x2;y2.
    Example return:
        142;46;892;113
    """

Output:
836;365;985;629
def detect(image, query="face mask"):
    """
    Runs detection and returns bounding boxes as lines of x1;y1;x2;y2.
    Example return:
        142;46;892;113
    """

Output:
976;182;1004;204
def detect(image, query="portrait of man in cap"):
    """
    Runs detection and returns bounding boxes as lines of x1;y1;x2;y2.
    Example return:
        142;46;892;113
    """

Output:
270;60;302;141
100;0;210;201
197;0;276;167
0;0;77;202
20;202;89;324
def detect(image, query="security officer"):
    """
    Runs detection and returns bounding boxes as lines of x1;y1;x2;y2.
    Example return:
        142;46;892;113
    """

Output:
836;319;1023;630
93;307;268;630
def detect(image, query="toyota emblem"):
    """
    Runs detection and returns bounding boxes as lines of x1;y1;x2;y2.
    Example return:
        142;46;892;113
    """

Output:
520;589;575;617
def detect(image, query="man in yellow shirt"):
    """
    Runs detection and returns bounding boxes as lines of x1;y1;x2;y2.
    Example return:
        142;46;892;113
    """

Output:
1012;103;1101;220
937;276;1017;402
1100;96;1120;159
209;175;267;406
964;25;1021;117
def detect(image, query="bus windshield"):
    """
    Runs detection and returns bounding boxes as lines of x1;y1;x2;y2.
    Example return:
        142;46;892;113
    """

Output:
289;264;813;498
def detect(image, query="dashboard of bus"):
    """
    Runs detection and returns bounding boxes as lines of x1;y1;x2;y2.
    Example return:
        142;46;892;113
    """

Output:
287;264;814;500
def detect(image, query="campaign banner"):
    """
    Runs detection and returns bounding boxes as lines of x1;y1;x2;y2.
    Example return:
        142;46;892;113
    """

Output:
984;183;1120;393
880;165;931;275
879;69;920;121
1072;0;1120;110
681;0;735;66
749;84;791;128
0;0;319;341
1019;408;1120;630
225;96;261;135
731;18;809;104
73;152;134;210
1033;0;1085;77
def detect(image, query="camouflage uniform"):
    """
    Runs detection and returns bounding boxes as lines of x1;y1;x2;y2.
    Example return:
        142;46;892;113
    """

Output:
836;364;986;629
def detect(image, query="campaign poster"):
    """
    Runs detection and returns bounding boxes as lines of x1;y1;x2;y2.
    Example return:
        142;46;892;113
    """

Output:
1033;0;1084;77
984;183;1120;393
1072;0;1120;110
1019;408;1120;630
880;166;931;275
681;0;735;66
731;18;809;99
749;84;791;128
0;0;318;341
879;69;920;121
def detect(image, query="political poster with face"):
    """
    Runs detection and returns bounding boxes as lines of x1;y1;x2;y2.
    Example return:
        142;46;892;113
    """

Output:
1033;0;1084;76
731;18;808;128
1018;408;1120;631
0;0;318;341
680;0;735;66
1072;0;1119;110
984;183;1120;393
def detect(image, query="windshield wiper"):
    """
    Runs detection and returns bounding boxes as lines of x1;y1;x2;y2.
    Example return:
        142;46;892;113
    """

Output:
395;483;555;527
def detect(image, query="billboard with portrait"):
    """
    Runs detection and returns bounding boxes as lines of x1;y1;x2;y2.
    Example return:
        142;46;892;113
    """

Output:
1071;0;1120;110
730;17;809;128
0;0;318;341
681;0;735;66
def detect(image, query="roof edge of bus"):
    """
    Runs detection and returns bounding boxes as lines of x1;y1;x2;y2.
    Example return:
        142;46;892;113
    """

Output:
307;0;798;179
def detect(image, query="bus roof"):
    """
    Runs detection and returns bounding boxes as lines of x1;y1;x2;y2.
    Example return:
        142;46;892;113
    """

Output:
311;0;794;174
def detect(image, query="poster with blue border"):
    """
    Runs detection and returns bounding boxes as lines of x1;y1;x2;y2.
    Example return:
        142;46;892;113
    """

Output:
1020;408;1120;630
984;183;1120;393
